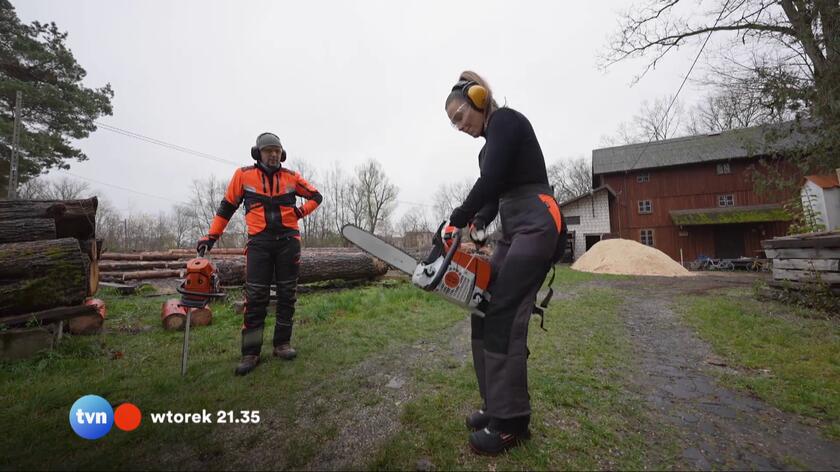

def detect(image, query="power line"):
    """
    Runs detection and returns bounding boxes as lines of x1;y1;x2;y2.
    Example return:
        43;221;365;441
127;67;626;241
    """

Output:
57;169;189;205
626;0;731;173
94;121;240;166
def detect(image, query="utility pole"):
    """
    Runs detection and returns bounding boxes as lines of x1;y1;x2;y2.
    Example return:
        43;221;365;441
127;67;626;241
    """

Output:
7;91;22;199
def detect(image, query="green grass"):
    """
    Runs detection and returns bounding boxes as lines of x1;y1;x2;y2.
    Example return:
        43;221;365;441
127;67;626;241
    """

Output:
0;281;462;470
369;288;677;470
681;290;840;439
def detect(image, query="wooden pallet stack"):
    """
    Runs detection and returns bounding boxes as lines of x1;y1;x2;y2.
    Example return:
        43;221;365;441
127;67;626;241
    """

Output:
762;231;840;296
0;197;105;359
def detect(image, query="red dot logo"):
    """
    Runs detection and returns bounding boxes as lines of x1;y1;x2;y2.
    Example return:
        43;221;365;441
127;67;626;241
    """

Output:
114;403;142;432
444;271;460;289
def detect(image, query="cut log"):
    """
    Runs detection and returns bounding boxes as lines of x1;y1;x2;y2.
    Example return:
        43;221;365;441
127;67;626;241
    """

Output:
214;252;389;286
189;307;212;327
764;248;840;259
161;299;187;330
101;269;182;282
98;260;188;271
0;304;98;327
772;259;840;271
0;238;89;315
67;299;106;335
100;252;183;261
0;197;97;239
0;218;56;244
170;248;246;256
79;239;102;297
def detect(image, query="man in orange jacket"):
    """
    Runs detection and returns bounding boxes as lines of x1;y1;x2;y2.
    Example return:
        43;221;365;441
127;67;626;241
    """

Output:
197;132;322;376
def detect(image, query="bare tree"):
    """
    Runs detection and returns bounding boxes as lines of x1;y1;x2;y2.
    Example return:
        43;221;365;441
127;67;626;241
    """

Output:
47;176;92;200
602;0;840;172
185;175;246;248
432;179;473;223
548;157;592;202
603;95;685;145
17;177;49;199
398;206;433;235
353;159;398;233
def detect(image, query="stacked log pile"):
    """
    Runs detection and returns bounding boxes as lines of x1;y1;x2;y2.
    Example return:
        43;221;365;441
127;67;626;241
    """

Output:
0;198;103;352
762;231;840;297
100;248;389;285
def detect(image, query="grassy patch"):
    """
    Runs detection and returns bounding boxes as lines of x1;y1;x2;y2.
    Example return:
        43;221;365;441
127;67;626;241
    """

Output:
0;281;462;469
370;288;676;470
681;291;840;439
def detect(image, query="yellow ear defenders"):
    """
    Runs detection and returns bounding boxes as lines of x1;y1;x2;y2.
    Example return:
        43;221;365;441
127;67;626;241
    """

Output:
250;132;287;162
452;80;489;111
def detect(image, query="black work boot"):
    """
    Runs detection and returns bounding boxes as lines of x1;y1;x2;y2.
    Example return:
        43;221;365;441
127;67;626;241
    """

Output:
273;344;297;360
465;407;490;431
469;427;530;455
234;355;260;376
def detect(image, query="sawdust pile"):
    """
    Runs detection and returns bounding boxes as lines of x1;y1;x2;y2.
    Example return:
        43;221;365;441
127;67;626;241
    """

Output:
571;238;693;277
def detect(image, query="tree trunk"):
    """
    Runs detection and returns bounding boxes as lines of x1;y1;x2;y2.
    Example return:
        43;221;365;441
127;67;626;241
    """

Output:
214;251;389;286
0;218;56;244
0;238;88;315
0;304;97;327
0;197;97;239
101;269;183;282
100;252;183;261
98;260;188;272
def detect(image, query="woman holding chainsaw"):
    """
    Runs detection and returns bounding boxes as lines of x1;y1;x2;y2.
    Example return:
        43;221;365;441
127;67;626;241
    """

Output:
445;71;566;455
197;132;322;376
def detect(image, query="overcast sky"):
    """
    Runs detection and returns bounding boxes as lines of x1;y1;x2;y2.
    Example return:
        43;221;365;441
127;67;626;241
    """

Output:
15;0;711;218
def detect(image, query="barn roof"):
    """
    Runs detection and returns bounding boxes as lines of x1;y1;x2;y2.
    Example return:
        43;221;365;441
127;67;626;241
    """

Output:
592;122;810;175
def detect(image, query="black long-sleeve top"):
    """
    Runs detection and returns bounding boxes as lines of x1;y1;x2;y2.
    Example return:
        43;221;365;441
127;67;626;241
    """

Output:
450;107;549;227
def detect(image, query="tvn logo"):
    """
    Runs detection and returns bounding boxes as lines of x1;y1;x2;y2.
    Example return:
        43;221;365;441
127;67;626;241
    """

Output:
69;395;141;440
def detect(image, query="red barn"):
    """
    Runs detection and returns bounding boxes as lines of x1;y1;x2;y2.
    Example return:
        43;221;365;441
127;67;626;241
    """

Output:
591;125;802;263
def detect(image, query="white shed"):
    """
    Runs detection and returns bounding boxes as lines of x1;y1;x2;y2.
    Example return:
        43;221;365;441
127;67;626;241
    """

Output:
802;172;840;231
559;186;615;260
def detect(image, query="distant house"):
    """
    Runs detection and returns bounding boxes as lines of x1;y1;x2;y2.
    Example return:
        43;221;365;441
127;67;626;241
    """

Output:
591;124;803;263
402;230;434;250
802;172;840;231
559;186;615;260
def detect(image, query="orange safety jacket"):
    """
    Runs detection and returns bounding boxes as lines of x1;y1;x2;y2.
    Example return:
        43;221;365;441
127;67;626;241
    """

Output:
208;164;322;240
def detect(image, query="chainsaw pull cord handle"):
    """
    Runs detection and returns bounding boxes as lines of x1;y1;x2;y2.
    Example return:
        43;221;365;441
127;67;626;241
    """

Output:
197;245;207;258
425;226;462;291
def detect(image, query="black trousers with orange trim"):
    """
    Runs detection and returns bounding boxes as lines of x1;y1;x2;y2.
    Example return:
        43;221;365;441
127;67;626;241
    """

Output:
241;236;300;356
470;191;562;431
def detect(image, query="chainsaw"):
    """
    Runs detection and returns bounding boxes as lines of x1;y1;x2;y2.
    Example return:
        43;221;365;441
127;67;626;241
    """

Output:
342;222;493;317
175;246;226;376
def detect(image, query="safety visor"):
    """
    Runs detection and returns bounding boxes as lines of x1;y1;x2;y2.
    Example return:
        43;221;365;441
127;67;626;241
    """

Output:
449;102;472;130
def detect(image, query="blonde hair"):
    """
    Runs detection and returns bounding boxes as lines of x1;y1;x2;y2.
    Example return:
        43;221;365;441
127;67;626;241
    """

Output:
445;70;499;121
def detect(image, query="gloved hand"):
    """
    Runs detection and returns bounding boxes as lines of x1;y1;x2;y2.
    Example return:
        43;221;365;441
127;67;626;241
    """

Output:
448;206;469;228
469;218;488;246
294;207;304;219
196;235;217;255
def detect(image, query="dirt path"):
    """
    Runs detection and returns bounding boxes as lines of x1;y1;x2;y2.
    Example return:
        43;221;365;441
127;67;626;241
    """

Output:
607;274;840;470
210;315;473;471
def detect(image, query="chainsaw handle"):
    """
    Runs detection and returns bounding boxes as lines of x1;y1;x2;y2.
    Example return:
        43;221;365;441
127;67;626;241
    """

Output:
426;224;461;291
197;245;207;258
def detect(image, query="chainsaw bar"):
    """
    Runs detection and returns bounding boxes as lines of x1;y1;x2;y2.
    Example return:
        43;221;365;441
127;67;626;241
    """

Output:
341;224;419;275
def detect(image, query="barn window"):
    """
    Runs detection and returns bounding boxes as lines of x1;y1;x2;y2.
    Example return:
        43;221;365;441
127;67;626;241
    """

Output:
718;194;735;207
565;215;581;225
638;200;652;214
636;173;650;183
716;162;731;175
640;229;654;246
